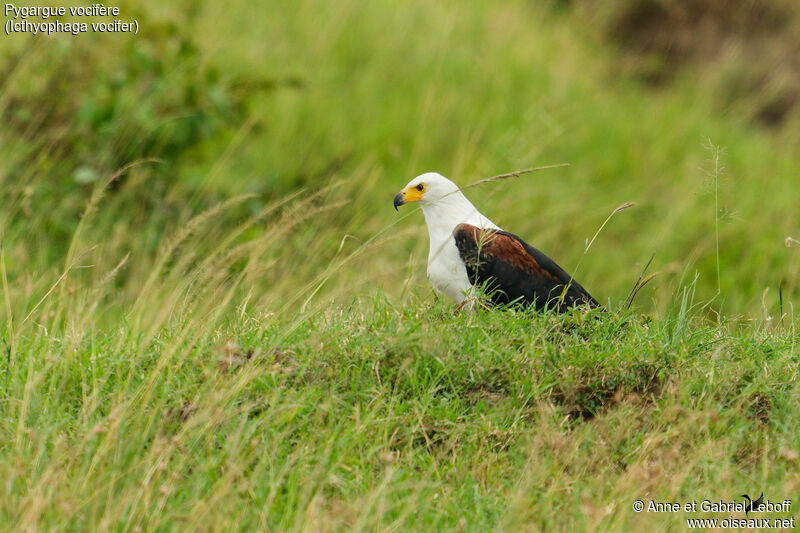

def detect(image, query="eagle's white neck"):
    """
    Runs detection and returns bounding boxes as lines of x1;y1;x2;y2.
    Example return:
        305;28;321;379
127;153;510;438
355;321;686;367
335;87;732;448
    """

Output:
421;190;499;263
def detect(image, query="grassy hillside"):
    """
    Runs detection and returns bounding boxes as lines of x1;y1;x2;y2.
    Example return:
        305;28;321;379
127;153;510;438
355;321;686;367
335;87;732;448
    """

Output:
1;0;799;530
2;298;798;530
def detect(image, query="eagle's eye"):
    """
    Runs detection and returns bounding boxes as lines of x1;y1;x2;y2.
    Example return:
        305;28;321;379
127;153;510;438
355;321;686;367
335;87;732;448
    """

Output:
416;184;424;191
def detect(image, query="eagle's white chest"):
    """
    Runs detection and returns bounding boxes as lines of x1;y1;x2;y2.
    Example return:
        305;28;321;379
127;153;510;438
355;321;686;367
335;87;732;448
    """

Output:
427;235;472;303
417;186;499;305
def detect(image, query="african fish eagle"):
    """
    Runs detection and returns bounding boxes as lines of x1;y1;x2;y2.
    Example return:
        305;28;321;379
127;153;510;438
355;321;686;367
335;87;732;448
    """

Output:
393;172;599;311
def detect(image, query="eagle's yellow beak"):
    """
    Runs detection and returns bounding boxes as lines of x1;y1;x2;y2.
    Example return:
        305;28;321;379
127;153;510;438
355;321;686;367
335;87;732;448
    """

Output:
393;186;424;210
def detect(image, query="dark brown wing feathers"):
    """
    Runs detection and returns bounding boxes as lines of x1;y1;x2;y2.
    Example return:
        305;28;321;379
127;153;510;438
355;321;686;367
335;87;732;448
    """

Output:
453;223;600;311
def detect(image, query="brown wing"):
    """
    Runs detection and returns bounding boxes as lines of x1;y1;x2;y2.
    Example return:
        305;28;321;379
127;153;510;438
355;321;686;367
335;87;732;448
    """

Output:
453;223;600;311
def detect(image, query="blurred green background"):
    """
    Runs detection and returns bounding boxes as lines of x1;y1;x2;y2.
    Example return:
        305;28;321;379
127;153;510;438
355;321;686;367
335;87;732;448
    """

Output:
2;0;799;317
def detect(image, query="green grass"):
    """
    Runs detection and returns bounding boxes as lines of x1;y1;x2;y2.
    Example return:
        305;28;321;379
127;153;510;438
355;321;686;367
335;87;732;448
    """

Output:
2;295;799;530
2;0;800;530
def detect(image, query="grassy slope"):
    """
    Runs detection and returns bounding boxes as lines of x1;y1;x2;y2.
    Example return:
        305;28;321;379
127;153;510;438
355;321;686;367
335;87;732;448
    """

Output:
2;299;799;531
1;0;800;531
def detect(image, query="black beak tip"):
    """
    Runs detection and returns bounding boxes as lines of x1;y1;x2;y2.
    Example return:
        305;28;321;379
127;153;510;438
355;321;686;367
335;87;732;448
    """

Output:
393;192;404;211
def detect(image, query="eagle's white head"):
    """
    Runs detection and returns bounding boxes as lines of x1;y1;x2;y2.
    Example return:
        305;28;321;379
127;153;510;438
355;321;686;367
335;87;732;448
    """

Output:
393;172;499;240
393;172;460;208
